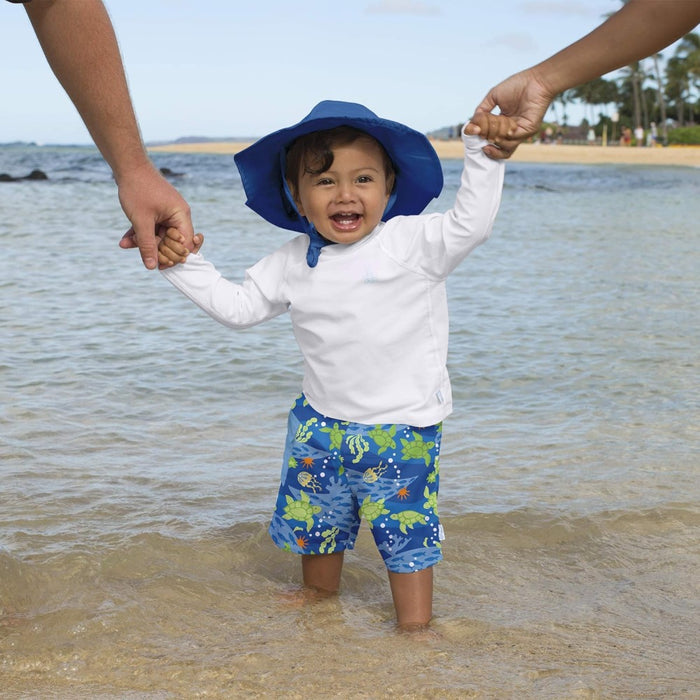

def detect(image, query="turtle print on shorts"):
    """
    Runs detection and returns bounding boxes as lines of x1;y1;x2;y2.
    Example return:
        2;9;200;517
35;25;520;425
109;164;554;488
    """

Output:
268;394;444;573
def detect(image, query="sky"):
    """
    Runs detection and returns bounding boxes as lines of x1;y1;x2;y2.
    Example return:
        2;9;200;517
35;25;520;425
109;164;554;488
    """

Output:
0;0;676;145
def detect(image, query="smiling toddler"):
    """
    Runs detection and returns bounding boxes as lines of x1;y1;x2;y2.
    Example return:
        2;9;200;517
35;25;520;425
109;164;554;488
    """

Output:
158;100;514;630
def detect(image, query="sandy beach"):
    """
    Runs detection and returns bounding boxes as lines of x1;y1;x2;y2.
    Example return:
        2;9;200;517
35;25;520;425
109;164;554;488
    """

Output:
150;139;700;167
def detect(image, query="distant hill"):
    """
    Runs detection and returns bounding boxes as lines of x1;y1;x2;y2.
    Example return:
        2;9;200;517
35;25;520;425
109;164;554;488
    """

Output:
426;125;464;140
0;140;37;147
147;127;447;146
146;136;257;146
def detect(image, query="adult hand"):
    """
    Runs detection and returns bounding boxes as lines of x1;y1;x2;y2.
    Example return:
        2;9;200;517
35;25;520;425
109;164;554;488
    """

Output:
117;162;194;270
466;67;555;159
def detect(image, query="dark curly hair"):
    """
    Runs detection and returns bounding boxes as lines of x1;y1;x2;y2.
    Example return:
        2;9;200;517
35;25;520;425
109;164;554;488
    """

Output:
285;126;396;202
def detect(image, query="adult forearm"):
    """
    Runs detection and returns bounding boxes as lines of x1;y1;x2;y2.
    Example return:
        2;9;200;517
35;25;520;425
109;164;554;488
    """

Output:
533;0;700;96
25;0;149;180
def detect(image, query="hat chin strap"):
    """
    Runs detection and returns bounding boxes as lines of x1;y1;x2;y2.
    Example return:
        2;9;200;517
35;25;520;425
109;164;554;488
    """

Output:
304;223;333;268
280;152;334;268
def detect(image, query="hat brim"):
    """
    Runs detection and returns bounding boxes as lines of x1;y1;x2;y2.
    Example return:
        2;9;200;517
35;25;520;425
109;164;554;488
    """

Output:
234;100;444;233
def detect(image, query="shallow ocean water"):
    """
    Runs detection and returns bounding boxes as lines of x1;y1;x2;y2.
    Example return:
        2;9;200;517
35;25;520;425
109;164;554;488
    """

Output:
1;145;698;698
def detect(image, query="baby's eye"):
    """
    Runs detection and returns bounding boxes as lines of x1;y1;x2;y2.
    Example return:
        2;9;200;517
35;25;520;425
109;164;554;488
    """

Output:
356;175;374;183
316;177;334;186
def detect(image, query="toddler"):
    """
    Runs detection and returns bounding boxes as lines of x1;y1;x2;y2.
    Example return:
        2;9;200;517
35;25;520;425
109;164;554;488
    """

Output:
158;101;514;630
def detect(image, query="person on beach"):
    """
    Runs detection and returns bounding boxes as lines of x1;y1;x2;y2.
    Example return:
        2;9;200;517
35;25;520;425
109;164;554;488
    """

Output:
7;0;194;267
467;0;700;159
156;100;515;630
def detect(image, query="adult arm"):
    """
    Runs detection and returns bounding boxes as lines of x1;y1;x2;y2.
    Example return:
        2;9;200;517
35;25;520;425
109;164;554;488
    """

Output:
23;0;194;268
469;0;700;158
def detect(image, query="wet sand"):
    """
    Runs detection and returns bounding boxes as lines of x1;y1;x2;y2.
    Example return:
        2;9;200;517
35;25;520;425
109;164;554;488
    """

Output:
149;139;700;167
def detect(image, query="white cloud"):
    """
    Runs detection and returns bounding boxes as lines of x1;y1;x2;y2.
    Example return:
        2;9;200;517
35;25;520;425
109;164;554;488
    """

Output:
366;0;440;15
519;1;599;16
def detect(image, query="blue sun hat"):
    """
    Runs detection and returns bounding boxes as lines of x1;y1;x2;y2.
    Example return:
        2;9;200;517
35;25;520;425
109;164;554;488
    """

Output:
234;100;444;266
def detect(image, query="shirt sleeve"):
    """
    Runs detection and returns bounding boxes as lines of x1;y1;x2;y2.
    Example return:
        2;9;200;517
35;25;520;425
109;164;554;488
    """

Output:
380;132;505;280
160;251;289;329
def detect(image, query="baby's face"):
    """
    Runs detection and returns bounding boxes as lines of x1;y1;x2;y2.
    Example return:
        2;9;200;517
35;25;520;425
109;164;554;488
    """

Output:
293;137;391;245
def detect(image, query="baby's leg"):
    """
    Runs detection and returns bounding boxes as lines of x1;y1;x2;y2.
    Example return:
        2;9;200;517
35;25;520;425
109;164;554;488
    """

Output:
388;566;433;630
302;551;345;596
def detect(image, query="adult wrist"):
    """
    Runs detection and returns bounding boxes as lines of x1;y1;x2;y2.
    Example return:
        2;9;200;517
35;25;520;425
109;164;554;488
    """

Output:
111;149;157;185
527;64;559;103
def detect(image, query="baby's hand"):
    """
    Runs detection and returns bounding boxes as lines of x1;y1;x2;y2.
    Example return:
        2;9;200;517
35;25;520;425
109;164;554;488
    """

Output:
158;227;204;268
463;112;518;159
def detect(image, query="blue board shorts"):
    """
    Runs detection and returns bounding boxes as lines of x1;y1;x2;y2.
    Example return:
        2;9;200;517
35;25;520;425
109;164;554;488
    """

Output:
268;394;444;573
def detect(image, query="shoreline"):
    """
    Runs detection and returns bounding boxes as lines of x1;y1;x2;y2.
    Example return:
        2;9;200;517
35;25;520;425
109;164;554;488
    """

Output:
149;140;700;167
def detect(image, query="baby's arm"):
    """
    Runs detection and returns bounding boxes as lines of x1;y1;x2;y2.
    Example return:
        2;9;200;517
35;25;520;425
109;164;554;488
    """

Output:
464;113;518;159
160;237;292;330
158;227;204;268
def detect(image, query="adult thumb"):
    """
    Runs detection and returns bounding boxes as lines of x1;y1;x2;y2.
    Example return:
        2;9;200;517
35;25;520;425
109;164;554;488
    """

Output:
475;91;498;115
130;218;158;270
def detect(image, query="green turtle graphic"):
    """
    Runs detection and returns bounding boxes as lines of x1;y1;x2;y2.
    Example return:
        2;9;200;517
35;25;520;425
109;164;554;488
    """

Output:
390;510;427;534
319;421;346;451
359;495;390;526
282;491;321;531
368;424;397;454
400;431;435;466
423;486;438;514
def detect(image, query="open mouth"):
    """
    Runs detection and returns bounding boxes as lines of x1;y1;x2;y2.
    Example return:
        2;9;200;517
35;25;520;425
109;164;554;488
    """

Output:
330;212;362;229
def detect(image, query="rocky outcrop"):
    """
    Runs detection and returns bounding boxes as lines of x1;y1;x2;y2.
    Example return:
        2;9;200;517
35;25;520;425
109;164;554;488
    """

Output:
0;169;49;182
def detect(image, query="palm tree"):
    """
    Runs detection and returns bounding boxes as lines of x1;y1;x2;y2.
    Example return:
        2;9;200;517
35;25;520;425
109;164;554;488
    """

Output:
570;77;619;129
651;52;669;144
614;0;644;130
666;54;692;124
618;61;647;131
672;32;700;123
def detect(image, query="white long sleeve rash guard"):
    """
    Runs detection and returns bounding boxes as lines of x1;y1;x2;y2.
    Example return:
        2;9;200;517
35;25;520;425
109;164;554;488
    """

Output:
162;133;504;426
